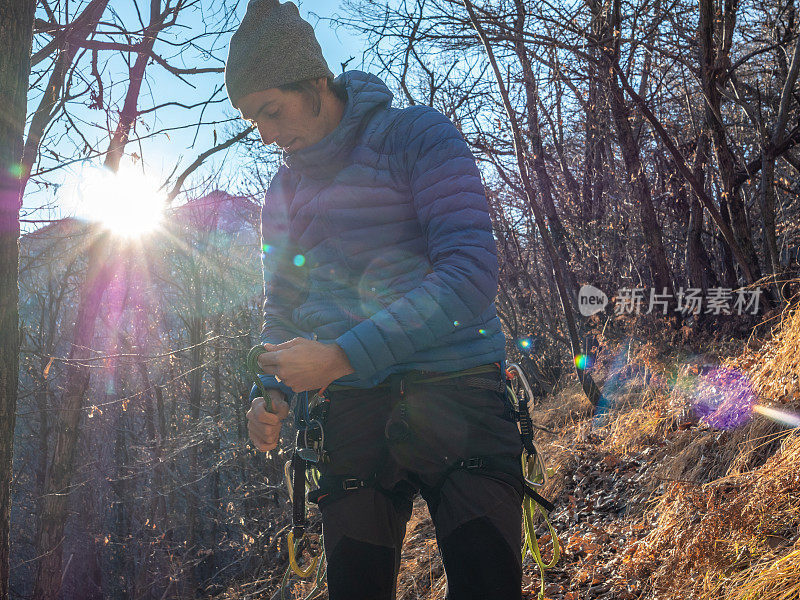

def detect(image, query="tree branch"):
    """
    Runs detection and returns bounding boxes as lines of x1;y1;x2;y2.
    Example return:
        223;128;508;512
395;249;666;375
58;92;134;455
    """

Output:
166;126;255;202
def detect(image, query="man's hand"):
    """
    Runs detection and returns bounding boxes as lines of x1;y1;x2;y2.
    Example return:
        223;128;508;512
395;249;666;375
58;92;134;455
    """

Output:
257;338;355;392
247;389;290;452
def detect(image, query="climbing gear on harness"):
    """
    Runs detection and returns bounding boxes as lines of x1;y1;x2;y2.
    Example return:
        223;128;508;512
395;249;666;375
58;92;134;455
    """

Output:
276;391;330;599
246;345;328;599
281;363;514;597
507;363;561;600
281;527;326;599
287;529;318;577
249;349;559;600
281;388;330;598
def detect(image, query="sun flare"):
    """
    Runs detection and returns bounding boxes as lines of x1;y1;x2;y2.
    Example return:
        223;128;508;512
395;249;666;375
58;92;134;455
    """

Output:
61;165;166;237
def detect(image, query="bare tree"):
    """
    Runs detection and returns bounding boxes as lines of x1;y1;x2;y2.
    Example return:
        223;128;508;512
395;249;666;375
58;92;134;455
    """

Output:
30;1;240;595
0;2;36;598
462;0;604;406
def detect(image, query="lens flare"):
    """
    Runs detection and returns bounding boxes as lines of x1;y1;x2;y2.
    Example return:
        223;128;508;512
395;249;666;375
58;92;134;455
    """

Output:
687;366;756;430
59;164;165;237
516;337;531;350
575;354;595;370
293;254;305;267
752;405;800;428
8;163;24;178
595;339;635;425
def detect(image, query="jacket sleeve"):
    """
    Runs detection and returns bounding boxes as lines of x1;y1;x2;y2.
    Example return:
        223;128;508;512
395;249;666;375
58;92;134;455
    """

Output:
255;168;308;399
335;107;498;382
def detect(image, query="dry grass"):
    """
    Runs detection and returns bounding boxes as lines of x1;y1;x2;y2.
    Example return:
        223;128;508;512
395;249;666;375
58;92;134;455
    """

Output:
724;544;800;600
508;307;800;600
622;432;800;599
387;306;800;599
618;306;800;600
604;405;665;455
737;306;800;405
530;388;593;503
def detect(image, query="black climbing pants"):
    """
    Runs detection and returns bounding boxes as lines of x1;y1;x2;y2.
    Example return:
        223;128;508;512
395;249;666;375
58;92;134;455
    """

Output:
316;366;524;600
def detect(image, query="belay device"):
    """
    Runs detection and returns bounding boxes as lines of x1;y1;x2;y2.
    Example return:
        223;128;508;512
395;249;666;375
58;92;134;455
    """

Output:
248;346;560;600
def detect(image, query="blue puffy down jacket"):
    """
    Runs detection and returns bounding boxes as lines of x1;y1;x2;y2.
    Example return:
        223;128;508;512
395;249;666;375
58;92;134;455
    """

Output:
252;70;505;401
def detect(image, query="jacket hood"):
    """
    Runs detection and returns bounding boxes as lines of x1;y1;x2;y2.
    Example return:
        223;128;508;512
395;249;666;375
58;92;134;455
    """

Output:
283;70;393;176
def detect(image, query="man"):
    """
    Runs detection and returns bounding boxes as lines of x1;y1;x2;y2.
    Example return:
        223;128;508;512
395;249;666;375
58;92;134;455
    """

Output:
225;1;523;598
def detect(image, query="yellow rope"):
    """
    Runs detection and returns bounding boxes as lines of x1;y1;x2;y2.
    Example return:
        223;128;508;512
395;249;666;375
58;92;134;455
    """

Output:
509;383;562;600
287;531;320;578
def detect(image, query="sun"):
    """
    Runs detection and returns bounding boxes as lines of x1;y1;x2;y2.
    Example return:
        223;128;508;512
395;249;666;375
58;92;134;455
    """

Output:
61;164;166;237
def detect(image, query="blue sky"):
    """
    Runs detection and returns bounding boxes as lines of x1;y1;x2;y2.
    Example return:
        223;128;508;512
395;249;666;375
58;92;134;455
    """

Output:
300;0;368;72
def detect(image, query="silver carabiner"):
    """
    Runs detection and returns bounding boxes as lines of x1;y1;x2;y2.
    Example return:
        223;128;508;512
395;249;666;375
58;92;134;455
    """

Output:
298;419;325;463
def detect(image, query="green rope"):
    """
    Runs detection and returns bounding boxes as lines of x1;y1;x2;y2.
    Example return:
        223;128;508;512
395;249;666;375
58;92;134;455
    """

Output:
247;344;272;412
280;545;327;600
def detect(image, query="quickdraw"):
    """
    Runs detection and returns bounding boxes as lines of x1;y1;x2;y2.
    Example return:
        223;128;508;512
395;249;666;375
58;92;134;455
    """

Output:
280;390;329;599
507;363;561;600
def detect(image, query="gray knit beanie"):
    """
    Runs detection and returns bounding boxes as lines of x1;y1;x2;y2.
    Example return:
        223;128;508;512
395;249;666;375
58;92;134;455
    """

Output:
225;0;334;108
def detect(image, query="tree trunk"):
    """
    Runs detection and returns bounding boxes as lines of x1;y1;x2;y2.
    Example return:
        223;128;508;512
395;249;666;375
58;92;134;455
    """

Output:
609;84;676;299
0;3;35;598
211;318;223;578
185;308;204;595
33;234;117;599
109;383;133;600
32;4;166;594
697;0;763;287
686;134;719;294
104;35;158;172
599;0;676;305
511;0;578;301
463;0;604;409
760;29;800;298
760;152;781;281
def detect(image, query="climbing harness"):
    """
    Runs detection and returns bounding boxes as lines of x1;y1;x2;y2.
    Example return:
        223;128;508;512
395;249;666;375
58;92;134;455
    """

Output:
248;345;559;599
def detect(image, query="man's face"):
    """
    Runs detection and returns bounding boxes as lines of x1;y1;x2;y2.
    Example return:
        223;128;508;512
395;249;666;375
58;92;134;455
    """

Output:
237;84;327;153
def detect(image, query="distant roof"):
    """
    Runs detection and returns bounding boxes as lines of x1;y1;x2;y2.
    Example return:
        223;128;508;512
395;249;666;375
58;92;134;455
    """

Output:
172;189;260;235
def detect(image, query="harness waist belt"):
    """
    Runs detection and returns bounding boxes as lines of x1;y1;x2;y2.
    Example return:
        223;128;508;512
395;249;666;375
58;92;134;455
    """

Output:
325;363;503;393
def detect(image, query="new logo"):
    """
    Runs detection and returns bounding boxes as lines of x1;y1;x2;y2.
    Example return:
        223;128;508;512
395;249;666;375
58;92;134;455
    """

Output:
578;285;608;316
